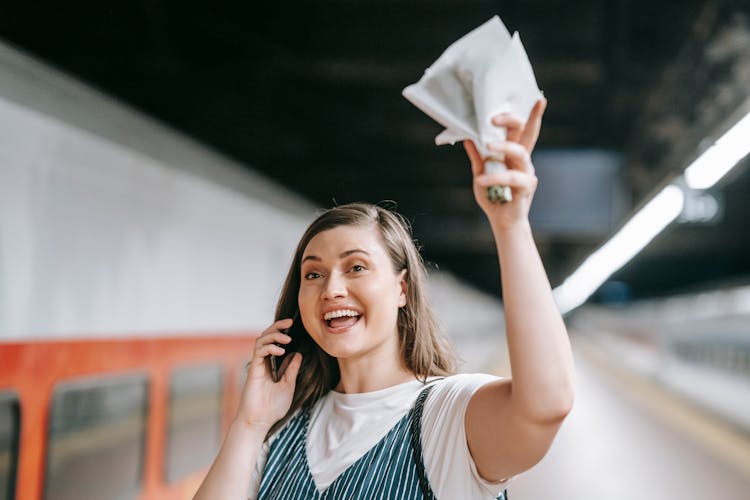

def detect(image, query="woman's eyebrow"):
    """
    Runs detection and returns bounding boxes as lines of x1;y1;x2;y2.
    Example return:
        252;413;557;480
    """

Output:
339;249;370;258
301;249;370;263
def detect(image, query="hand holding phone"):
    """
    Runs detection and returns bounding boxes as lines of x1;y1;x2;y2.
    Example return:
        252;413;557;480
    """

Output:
268;312;303;382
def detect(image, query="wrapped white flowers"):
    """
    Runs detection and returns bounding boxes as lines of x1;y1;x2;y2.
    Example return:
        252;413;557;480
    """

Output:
403;15;543;203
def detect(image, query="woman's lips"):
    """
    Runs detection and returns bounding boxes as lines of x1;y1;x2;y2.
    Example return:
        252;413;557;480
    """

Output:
324;315;361;333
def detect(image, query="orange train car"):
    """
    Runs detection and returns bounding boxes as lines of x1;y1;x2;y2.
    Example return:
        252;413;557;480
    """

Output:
0;334;256;500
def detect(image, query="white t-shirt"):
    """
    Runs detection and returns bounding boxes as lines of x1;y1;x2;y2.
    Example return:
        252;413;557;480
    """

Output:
247;373;510;499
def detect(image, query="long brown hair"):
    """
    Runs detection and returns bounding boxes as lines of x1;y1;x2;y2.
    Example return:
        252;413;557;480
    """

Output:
269;202;456;436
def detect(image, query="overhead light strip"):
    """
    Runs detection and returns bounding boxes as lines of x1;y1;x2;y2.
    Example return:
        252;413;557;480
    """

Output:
553;185;684;314
553;109;750;315
685;111;750;189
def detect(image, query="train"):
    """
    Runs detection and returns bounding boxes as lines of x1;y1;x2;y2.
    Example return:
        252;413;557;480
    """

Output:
0;41;507;500
1;334;254;499
0;36;316;499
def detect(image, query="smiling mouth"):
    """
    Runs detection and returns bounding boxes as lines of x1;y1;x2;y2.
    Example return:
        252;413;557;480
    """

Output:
325;314;361;330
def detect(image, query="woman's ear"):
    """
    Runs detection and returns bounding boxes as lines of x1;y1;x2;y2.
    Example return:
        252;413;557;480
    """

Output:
398;269;408;307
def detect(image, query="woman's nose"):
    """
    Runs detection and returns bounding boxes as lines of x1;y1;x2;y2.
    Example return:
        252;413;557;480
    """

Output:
322;272;347;300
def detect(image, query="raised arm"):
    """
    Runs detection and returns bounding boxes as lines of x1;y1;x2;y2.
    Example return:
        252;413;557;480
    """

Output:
463;99;576;482
193;319;303;499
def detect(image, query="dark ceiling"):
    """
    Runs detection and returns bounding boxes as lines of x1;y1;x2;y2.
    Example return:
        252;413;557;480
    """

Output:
2;0;749;303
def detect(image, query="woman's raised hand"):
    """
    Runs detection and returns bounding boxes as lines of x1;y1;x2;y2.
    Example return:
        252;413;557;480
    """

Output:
236;318;303;432
464;98;547;231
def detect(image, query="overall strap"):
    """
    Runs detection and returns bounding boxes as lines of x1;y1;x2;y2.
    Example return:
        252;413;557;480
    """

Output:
409;384;437;500
409;382;510;500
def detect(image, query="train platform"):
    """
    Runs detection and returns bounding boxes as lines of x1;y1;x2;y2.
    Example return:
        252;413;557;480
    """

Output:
507;334;750;500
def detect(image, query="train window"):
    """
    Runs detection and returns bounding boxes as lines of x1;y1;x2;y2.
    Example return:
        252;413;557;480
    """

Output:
165;365;223;482
45;375;148;500
0;393;20;500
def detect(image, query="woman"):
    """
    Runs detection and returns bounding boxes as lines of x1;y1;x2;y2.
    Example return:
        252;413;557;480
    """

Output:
194;98;575;499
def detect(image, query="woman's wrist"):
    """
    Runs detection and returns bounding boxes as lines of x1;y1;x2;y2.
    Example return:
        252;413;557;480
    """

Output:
230;417;272;441
490;218;533;240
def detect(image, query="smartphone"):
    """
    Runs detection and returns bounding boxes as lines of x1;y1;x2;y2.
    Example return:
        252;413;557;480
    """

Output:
268;311;305;382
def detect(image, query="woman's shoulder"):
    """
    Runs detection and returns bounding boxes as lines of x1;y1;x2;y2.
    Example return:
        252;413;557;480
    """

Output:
422;373;502;422
427;372;502;400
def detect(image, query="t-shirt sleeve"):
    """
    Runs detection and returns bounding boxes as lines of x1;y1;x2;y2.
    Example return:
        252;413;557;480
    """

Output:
246;439;270;500
421;373;513;499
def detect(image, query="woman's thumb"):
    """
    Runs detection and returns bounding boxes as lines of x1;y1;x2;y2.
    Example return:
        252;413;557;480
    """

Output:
283;352;303;384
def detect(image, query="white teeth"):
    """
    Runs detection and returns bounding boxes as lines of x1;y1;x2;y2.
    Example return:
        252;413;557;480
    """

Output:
323;309;360;320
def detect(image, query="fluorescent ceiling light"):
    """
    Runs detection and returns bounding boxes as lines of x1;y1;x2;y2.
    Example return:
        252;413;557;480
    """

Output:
553;185;685;314
685;111;750;189
554;109;749;314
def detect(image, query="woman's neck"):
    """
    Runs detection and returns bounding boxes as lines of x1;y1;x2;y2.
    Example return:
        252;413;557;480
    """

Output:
335;367;414;394
334;343;414;394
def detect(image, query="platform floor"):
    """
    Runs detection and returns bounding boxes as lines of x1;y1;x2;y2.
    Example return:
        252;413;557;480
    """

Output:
506;339;750;500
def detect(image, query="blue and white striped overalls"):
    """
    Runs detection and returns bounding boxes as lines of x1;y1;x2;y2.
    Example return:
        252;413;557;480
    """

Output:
257;385;508;499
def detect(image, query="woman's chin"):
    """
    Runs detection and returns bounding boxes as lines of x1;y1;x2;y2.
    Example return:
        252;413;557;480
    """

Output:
317;340;363;360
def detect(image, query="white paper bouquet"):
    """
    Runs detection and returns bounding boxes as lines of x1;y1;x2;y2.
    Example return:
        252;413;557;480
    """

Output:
403;16;543;202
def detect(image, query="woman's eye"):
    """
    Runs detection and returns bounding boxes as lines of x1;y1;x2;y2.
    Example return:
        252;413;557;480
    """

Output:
304;272;321;280
350;265;366;272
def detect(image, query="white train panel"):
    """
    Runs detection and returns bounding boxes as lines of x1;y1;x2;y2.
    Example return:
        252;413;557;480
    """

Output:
0;96;311;338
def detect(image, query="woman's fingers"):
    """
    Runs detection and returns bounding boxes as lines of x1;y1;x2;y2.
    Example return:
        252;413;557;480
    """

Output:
281;352;303;384
487;141;534;174
464;140;483;177
491;113;524;143
256;343;287;358
519;98;547;151
256;331;292;347
268;318;293;332
253;334;291;364
467;98;546;181
255;319;292;343
476;170;537;192
250;319;294;365
477;140;538;193
489;98;546;151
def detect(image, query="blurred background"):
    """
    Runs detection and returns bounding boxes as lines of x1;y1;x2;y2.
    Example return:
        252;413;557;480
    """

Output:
1;1;749;499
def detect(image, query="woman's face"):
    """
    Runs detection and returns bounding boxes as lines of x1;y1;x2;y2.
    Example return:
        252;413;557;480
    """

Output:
298;224;406;361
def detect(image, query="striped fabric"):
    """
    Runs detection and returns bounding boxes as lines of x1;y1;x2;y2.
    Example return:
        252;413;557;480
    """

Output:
257;385;508;500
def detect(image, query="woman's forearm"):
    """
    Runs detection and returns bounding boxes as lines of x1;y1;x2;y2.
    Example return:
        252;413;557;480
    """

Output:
493;219;575;422
193;420;267;500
